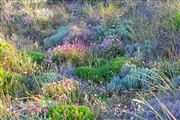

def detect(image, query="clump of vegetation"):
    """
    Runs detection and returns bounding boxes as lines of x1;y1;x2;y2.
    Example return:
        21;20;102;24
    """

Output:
174;11;180;30
48;105;95;120
76;57;127;84
44;26;70;49
48;40;89;65
104;20;133;42
0;40;34;75
27;51;45;64
41;79;82;103
106;64;163;91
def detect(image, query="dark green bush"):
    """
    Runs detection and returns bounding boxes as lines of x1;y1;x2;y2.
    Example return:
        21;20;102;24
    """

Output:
27;51;44;64
75;57;127;84
48;105;95;120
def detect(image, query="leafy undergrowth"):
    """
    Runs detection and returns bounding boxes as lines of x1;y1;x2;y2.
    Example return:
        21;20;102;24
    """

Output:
0;0;180;120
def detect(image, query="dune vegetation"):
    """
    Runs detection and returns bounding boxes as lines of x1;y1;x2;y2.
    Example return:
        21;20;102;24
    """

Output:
0;0;180;120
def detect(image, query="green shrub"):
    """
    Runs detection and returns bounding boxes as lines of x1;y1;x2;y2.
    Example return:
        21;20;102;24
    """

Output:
76;66;99;83
76;57;127;84
174;11;180;30
48;105;95;120
27;51;44;64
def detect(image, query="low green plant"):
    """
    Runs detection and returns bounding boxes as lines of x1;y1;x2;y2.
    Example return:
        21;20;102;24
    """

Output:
174;11;180;30
48;105;95;120
76;57;127;84
27;51;45;64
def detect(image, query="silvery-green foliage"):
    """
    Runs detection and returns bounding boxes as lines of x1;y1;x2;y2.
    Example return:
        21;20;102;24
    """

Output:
104;20;133;42
43;25;70;48
126;40;157;60
106;64;162;91
36;72;65;84
172;75;180;88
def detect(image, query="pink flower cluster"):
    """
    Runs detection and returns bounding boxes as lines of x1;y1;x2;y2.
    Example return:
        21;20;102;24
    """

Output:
47;40;90;63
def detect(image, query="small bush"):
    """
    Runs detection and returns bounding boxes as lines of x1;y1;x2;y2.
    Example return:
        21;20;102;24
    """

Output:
27;51;44;64
48;105;95;120
98;36;125;59
43;25;70;49
104;20;133;42
42;80;81;103
76;57;127;84
48;40;89;65
106;64;163;91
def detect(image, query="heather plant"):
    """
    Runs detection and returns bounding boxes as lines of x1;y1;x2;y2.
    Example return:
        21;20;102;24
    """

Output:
48;105;95;120
106;64;164;91
75;57;127;84
47;40;89;65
